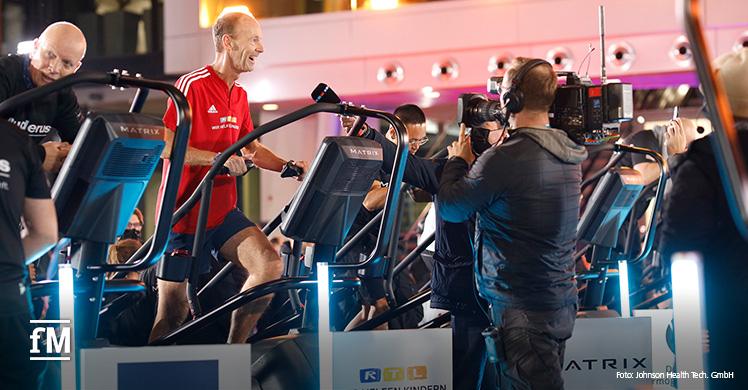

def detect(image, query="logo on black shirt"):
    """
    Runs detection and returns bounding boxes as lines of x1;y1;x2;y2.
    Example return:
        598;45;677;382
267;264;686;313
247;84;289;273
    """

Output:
7;117;52;136
0;159;10;190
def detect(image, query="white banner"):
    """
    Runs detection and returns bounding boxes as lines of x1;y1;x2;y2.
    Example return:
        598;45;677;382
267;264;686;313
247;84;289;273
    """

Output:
634;309;677;389
80;344;252;390
563;317;653;390
332;329;452;390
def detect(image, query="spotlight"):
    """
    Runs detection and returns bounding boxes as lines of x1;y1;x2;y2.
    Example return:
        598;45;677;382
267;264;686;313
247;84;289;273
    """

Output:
607;42;636;71
670;36;693;67
545;47;574;71
636;115;646;124
488;53;514;76
377;62;404;85
431;58;459;81
734;31;748;52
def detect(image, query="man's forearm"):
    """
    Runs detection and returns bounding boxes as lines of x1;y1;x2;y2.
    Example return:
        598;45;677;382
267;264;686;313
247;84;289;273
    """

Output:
23;232;57;265
183;146;219;166
162;129;219;166
247;142;287;172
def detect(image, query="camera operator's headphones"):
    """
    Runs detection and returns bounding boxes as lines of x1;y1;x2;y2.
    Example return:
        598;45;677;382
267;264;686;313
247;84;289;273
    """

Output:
502;59;552;115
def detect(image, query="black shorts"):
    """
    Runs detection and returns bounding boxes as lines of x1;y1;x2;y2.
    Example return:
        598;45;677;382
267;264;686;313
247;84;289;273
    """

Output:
165;208;255;275
0;311;46;390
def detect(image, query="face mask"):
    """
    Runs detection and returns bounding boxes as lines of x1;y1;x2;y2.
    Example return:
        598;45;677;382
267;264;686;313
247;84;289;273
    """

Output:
470;127;493;156
121;229;142;241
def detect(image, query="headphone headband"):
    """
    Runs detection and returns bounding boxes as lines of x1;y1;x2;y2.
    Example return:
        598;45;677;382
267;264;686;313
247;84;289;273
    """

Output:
502;59;551;115
508;59;550;94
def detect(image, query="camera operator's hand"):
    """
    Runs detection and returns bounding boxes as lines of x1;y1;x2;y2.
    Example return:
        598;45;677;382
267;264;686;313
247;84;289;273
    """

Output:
224;154;248;176
665;118;692;156
42;142;71;173
340;115;356;133
340;115;370;137
448;124;476;165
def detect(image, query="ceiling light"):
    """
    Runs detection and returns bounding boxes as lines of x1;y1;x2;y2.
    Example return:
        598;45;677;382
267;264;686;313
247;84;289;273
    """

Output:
369;0;399;10
219;5;253;17
262;103;279;111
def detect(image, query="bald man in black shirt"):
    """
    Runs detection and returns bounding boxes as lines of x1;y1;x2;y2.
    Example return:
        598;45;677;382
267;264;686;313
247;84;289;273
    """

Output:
0;119;58;389
0;21;87;173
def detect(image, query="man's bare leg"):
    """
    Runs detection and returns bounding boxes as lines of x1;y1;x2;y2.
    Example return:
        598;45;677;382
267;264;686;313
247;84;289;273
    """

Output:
344;298;390;331
221;226;283;343
149;279;190;343
345;304;373;331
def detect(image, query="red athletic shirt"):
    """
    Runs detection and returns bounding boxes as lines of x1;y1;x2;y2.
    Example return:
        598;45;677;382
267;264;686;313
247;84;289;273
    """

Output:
159;65;253;234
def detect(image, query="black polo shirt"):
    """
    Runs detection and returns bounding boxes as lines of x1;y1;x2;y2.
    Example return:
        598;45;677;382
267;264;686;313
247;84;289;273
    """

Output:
0;120;50;315
0;54;82;157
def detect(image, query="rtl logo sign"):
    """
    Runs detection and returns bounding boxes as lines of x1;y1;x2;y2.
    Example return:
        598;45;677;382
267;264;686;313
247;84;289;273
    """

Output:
29;320;71;361
360;366;428;383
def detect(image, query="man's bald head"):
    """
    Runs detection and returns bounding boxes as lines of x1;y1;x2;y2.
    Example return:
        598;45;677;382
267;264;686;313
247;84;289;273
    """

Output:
212;12;264;73
30;22;87;86
38;22;87;61
213;12;257;52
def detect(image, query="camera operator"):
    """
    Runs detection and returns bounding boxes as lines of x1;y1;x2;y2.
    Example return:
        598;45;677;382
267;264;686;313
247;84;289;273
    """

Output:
660;48;748;390
438;58;587;389
350;117;505;389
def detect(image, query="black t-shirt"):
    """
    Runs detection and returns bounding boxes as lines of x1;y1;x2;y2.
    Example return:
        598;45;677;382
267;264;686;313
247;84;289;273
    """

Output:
0;120;51;315
0;54;82;153
620;129;663;168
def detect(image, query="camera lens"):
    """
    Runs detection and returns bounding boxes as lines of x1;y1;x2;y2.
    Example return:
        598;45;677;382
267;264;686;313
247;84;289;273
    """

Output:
465;97;502;128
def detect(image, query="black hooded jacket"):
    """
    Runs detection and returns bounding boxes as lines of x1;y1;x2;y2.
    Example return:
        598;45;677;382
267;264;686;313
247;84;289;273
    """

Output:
439;127;587;310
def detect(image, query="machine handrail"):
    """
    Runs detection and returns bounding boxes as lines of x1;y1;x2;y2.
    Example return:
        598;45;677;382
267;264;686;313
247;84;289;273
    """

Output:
615;144;667;263
386;232;435;306
681;0;748;240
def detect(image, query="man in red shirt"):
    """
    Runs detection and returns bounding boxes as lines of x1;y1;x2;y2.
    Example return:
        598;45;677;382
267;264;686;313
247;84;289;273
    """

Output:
150;11;307;344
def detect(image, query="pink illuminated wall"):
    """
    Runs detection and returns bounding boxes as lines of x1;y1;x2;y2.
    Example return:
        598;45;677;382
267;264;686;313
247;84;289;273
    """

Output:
165;0;748;104
162;0;748;217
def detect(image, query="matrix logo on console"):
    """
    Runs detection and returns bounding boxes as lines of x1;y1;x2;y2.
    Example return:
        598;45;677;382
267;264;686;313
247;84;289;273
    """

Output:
360;366;428;383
